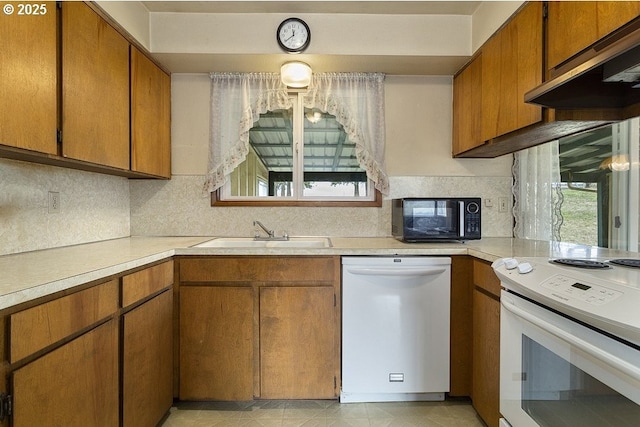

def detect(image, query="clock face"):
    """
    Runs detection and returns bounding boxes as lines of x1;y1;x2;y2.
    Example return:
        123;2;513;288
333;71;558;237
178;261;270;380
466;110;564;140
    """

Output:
277;18;310;53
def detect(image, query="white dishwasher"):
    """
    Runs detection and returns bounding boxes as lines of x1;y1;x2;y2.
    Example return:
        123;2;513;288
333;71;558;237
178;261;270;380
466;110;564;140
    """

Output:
341;256;451;403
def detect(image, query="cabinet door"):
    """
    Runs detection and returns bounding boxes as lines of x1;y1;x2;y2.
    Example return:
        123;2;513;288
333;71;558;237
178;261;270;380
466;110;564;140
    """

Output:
452;55;482;155
0;2;57;154
131;47;171;178
123;290;173;427
259;286;337;399
12;320;119;427
481;2;542;142
61;2;130;170
547;1;640;70
472;289;500;427
180;286;254;400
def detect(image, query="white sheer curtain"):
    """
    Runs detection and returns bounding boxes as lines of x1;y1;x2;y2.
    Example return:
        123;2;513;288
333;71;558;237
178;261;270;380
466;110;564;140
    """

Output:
512;140;563;240
303;73;389;194
205;72;389;195
204;73;291;193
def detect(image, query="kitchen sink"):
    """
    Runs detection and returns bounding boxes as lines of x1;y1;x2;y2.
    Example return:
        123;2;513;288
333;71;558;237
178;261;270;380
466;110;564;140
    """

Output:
193;237;332;248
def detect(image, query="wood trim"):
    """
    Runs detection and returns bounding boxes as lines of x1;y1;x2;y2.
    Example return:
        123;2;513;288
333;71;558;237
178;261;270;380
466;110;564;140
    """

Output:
210;188;383;207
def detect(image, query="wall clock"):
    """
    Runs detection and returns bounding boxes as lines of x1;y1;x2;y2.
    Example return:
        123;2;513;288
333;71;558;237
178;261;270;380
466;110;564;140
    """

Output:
277;18;310;53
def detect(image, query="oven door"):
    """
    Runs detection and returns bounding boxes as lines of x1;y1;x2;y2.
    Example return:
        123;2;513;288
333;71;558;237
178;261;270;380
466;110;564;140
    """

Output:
500;290;640;427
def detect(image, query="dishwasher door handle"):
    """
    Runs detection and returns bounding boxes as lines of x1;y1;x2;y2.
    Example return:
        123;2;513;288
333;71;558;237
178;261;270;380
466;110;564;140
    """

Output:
345;267;447;277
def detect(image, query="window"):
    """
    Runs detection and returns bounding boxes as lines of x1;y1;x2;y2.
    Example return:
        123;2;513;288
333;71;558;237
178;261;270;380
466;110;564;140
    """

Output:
223;95;373;202
514;117;640;251
206;73;388;207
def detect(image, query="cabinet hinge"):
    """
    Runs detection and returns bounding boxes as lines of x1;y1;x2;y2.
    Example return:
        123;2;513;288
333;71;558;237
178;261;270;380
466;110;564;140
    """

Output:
57;1;61;9
0;393;12;421
542;2;548;19
56;129;62;144
334;293;336;307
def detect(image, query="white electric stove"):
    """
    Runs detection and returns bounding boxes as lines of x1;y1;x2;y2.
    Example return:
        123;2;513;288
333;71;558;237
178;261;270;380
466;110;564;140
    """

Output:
492;256;640;427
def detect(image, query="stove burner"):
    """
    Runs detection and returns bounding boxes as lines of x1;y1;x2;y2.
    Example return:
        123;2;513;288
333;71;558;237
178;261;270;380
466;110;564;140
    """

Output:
609;258;640;268
550;259;611;269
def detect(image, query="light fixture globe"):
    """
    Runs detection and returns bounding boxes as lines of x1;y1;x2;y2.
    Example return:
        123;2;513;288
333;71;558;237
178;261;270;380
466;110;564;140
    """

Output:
280;61;312;88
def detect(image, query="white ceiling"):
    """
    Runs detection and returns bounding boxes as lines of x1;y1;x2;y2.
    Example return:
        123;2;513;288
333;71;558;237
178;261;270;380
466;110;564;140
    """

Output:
142;2;482;15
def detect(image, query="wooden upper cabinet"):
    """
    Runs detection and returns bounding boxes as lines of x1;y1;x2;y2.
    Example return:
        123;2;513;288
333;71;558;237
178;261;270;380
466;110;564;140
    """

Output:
452;55;482;155
0;2;57;154
481;2;542;142
61;2;130;170
547;1;640;71
131;47;172;178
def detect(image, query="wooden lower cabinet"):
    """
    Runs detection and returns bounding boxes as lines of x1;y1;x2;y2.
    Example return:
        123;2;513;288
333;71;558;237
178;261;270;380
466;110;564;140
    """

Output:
180;286;254;400
260;286;336;399
472;260;501;427
123;289;174;427
177;256;340;401
11;319;119;427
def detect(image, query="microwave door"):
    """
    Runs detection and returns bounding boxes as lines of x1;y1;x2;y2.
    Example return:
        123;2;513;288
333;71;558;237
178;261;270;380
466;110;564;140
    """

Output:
409;200;461;239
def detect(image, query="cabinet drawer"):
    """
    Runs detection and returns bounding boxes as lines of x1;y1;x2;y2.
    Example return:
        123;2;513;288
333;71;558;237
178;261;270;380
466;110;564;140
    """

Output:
10;279;118;363
122;260;174;307
473;260;501;298
180;256;338;283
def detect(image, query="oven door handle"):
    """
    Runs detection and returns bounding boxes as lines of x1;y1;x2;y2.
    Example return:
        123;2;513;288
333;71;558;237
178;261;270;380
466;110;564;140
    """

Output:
502;299;640;382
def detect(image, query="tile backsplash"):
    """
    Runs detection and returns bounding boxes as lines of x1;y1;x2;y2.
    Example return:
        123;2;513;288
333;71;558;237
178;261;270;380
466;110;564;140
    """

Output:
130;175;513;238
1;157;513;256
0;159;130;256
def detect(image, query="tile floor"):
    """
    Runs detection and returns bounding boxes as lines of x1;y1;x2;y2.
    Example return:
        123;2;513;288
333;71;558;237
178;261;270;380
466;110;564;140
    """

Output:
160;399;486;427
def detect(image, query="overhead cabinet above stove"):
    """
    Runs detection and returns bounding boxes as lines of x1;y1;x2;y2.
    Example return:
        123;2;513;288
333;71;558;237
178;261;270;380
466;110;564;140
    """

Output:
453;1;640;159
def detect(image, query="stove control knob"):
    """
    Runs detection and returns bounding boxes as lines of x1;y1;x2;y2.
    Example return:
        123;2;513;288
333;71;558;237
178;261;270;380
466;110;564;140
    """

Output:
517;262;533;274
504;258;519;270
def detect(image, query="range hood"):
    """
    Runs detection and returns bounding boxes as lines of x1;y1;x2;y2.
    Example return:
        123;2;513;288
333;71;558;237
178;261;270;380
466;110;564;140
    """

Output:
526;18;640;110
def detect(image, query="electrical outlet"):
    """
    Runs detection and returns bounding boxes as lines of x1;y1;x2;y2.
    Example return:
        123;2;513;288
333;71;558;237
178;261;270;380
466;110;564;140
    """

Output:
499;197;508;213
48;191;60;214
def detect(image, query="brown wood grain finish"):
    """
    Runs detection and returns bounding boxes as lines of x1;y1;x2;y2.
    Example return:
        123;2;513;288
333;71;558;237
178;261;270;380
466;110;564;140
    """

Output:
61;2;130;170
123;289;173;427
179;256;338;283
473;259;501;298
122;260;174;307
452;56;482;155
9;279;118;363
472;288;501;427
259;286;336;399
0;2;57;154
177;256;340;400
12;319;119;427
131;47;172;178
481;2;542;142
449;256;473;397
547;1;640;71
179;286;254;400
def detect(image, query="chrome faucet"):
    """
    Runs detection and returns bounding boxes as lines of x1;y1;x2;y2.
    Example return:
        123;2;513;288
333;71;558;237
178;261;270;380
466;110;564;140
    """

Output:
253;221;289;241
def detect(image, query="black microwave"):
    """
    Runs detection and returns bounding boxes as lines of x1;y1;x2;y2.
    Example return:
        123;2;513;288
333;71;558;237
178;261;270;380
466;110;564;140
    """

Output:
392;197;481;242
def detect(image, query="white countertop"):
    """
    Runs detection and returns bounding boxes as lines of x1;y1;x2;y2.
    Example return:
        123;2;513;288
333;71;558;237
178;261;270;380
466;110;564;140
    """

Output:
1;236;633;311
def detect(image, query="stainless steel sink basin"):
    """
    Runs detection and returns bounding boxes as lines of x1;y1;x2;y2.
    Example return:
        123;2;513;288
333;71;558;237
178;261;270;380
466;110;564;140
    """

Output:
194;237;332;248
